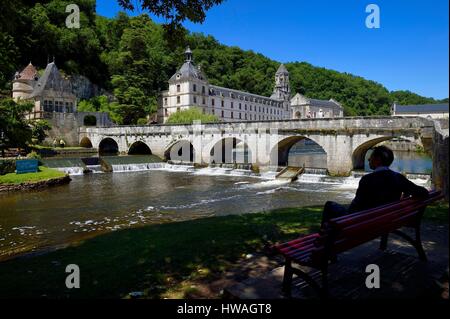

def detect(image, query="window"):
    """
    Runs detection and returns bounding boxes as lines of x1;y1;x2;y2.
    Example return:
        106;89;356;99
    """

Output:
193;96;197;104
231;102;234;109
221;100;224;107
164;98;168;106
177;107;180;112
177;96;181;104
202;97;206;105
212;109;215;115
239;103;241;109
177;85;181;92
245;113;247;120
202;86;205;94
239;113;241;119
231;112;234;119
193;84;197;92
221;110;224;117
245;104;247;111
250;105;252;111
165;109;168;116
212;99;215;106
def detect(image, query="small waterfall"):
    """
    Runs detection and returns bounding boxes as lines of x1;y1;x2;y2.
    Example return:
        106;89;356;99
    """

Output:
56;167;84;176
304;168;328;175
112;163;165;172
85;165;103;174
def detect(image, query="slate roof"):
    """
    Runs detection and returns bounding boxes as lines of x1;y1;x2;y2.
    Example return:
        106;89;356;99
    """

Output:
394;103;449;114
29;62;73;98
276;64;289;74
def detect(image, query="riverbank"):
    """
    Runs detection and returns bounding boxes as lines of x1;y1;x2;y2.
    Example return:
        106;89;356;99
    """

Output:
0;202;447;298
0;166;70;192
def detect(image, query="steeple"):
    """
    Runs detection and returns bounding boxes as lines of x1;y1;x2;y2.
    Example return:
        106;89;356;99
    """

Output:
271;63;290;101
185;46;193;62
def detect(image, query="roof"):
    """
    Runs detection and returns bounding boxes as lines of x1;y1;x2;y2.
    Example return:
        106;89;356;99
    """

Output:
29;62;73;98
168;61;207;83
291;93;342;109
210;85;283;105
394;103;449;114
169;47;207;83
276;64;289;74
17;63;38;81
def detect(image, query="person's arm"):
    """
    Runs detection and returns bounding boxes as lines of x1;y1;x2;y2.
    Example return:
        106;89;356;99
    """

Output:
398;173;429;198
348;176;369;213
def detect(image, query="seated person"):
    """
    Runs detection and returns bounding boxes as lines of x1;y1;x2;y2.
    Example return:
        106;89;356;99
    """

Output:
321;145;429;229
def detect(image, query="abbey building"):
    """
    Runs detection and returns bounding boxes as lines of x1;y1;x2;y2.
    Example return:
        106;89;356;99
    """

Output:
158;47;343;123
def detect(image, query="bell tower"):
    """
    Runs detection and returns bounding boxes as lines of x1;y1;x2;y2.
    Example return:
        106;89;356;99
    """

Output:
272;64;290;101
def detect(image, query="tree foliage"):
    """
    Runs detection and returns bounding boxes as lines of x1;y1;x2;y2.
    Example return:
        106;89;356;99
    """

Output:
167;107;219;124
0;0;446;124
0;98;33;148
31;120;52;144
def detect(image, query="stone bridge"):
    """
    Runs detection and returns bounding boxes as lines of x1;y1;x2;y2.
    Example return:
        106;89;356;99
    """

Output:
80;115;438;165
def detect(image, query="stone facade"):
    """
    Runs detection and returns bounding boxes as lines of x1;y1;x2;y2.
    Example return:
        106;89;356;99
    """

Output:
12;62;77;120
290;93;343;119
158;47;342;123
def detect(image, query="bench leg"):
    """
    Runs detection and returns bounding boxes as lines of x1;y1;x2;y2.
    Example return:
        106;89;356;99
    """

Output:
391;228;427;262
282;259;293;297
379;233;389;251
414;226;427;262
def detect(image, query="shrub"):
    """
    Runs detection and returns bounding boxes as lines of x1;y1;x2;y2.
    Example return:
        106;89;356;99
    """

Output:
27;151;42;164
0;160;15;175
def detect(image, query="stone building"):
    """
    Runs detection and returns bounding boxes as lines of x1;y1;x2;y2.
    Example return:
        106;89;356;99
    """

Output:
12;61;114;146
159;47;343;123
391;103;449;119
290;93;343;119
12;62;77;120
159;48;296;123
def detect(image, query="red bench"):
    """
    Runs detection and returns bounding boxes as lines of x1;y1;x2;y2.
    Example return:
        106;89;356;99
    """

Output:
272;190;444;298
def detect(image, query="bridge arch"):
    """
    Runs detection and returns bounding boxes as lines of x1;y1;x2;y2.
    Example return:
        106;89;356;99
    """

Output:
99;137;119;155
209;137;252;164
79;136;93;148
352;136;393;170
164;140;195;162
128;141;152;155
270;135;326;167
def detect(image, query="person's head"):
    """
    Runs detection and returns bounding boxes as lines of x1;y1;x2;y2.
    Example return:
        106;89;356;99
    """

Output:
368;146;394;170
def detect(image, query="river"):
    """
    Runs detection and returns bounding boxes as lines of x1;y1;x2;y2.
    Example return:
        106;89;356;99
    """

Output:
0;151;432;260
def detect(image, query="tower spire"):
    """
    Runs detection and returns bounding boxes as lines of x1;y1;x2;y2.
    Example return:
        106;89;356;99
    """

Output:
185;46;193;62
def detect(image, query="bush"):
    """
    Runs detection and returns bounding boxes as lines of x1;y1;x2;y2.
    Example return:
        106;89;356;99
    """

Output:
0;160;15;175
137;118;148;125
27;151;42;164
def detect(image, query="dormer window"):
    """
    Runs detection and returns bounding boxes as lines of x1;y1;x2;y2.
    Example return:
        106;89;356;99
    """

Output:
176;74;181;79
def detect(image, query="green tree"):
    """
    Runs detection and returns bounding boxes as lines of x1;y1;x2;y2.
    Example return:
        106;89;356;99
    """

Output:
0;98;33;149
166;107;219;124
31;120;52;144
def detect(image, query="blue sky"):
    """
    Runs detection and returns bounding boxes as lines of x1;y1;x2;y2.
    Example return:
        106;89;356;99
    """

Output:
96;0;449;99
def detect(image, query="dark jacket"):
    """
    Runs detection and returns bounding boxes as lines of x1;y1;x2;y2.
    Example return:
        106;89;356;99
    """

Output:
348;169;429;213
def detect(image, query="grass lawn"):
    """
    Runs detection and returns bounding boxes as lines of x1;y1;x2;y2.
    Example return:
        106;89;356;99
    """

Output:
0;166;66;184
0;203;447;299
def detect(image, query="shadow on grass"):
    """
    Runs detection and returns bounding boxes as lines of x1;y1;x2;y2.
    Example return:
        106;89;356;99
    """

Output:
0;206;323;299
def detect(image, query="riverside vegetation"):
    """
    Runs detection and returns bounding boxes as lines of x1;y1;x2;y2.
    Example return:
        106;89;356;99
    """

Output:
0;203;447;298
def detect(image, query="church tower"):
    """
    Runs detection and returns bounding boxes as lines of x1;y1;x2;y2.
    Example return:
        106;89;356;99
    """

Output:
271;64;291;102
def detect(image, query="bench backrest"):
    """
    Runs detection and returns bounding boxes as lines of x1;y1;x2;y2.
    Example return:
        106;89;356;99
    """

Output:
312;190;443;261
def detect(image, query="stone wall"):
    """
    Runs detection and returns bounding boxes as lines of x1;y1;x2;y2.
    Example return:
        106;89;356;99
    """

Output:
432;120;449;200
0;175;71;193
